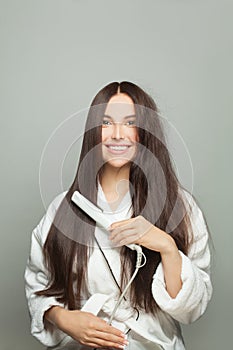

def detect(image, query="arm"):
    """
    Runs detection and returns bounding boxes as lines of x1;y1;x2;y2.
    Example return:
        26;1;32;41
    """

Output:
44;306;128;349
109;216;184;298
24;192;68;347
24;193;127;349
109;190;212;324
134;224;183;298
160;240;183;298
151;191;213;324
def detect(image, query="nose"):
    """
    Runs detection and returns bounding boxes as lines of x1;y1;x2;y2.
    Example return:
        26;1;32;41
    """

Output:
111;122;125;139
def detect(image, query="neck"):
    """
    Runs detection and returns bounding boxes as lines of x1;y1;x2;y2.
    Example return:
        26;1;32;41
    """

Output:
99;163;131;194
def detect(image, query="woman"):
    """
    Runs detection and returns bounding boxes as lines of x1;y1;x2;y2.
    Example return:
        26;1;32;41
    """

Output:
24;81;212;350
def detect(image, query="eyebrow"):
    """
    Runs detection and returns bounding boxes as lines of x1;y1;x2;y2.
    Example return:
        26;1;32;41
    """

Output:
103;114;136;120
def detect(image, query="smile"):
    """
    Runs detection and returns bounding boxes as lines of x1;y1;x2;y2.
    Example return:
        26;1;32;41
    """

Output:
105;145;131;154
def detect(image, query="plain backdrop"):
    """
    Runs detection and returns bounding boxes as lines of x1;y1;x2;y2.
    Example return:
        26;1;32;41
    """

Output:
1;0;232;349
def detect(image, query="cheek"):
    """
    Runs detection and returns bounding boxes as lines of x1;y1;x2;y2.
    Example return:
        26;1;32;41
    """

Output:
130;129;139;142
101;128;110;141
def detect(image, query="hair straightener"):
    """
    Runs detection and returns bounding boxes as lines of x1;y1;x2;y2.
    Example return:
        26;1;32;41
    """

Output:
72;191;140;251
71;190;146;324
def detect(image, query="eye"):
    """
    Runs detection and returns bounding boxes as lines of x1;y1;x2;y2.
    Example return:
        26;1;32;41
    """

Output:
102;119;112;126
125;120;136;126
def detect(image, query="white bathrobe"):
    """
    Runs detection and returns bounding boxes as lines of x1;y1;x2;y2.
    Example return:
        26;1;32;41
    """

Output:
24;182;212;350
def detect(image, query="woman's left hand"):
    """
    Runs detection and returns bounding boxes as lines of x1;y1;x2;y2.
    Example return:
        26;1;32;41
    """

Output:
108;215;176;254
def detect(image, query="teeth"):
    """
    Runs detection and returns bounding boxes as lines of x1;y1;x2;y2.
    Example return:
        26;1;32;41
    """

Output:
108;146;129;150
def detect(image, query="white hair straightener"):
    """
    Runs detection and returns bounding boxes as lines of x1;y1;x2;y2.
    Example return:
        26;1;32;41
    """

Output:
71;190;146;324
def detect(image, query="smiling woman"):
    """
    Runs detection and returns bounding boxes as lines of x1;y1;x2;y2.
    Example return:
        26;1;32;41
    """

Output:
24;81;212;350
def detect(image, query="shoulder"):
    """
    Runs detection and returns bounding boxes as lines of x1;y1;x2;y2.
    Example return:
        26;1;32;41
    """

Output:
179;188;211;261
179;187;208;236
33;190;68;245
179;187;202;217
46;190;68;215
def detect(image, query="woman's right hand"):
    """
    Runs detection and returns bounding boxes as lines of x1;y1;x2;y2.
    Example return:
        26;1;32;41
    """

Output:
45;306;128;349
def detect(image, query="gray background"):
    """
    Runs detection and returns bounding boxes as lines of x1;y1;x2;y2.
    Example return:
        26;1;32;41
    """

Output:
1;0;232;349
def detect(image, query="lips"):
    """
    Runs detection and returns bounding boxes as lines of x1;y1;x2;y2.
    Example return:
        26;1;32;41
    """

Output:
104;144;132;154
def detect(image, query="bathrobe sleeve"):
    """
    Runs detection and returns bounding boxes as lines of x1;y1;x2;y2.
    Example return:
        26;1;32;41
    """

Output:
24;192;68;347
151;190;213;324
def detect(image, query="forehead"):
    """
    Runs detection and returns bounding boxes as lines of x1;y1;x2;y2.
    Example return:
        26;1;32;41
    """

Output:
104;93;135;121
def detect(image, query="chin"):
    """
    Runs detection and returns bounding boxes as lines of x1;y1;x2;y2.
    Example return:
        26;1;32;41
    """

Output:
102;149;137;169
103;158;132;169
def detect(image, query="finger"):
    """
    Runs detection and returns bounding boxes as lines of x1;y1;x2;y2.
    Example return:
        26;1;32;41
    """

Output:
119;235;141;246
97;322;125;338
80;328;126;348
111;228;137;243
112;233;139;248
109;218;135;230
91;335;128;349
94;330;127;345
84;334;126;348
109;222;136;239
81;341;123;349
110;229;137;244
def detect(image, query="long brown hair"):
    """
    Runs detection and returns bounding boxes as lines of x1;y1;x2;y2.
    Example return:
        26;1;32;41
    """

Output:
36;81;193;315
